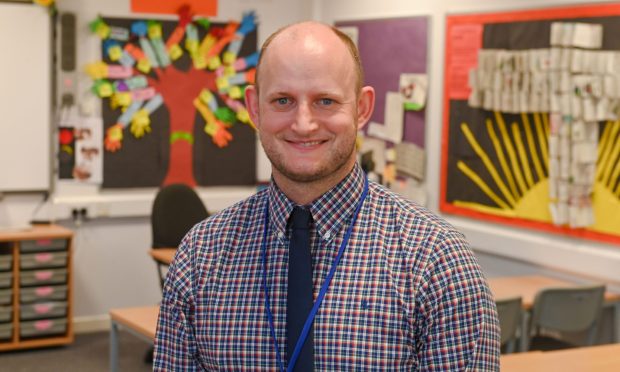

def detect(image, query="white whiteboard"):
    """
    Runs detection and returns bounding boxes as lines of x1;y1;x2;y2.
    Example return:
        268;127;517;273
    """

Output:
0;3;51;192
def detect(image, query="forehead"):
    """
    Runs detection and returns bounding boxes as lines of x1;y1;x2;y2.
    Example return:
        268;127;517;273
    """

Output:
258;25;356;93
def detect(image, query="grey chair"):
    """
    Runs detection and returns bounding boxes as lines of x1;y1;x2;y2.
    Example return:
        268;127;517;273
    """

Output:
495;296;522;354
527;284;605;351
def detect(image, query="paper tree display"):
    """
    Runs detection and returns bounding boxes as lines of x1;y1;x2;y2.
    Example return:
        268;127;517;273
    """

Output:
86;8;258;186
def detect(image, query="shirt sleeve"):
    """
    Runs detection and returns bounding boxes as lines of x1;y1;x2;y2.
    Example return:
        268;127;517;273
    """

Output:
415;231;501;371
153;242;203;371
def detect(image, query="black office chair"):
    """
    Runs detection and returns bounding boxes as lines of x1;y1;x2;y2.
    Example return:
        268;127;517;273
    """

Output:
145;183;209;364
151;183;209;289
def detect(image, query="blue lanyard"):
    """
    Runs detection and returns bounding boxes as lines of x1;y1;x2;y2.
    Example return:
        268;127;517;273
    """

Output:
261;176;369;372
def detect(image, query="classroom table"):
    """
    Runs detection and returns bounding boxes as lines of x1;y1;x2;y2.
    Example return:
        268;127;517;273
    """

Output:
500;343;620;371
149;248;176;265
488;275;620;351
109;305;159;372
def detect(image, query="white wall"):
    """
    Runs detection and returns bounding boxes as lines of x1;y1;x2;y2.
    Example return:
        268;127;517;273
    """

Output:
317;0;620;290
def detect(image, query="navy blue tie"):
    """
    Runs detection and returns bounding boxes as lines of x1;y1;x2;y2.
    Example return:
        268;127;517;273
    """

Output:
287;206;314;371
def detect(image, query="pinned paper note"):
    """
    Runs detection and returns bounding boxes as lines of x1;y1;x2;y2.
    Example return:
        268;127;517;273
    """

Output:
383;92;405;143
395;142;426;180
399;73;428;111
74;117;103;184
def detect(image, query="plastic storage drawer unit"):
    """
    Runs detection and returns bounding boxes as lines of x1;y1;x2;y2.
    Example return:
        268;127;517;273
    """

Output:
0;288;11;305
20;251;68;270
0;253;11;271
0;305;12;322
21;301;67;320
20;285;67;303
20;239;67;253
20;318;67;338
0;271;12;288
0;322;12;341
20;268;67;287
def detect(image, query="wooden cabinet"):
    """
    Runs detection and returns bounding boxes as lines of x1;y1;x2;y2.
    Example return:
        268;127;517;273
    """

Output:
0;225;73;351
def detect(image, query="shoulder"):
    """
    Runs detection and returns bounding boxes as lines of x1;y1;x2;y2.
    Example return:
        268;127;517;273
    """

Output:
366;181;467;251
175;189;267;265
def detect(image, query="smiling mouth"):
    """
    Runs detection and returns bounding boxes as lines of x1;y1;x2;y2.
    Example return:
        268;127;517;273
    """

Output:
288;140;325;147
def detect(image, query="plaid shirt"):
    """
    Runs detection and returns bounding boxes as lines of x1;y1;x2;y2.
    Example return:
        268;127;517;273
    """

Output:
154;164;500;371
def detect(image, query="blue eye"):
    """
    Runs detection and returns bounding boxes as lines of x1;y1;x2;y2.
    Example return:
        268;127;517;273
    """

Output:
276;97;289;105
318;98;333;106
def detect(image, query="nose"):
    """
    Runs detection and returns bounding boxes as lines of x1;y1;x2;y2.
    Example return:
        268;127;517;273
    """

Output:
292;101;318;134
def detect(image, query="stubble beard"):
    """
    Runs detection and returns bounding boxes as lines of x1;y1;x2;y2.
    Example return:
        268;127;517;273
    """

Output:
260;129;357;184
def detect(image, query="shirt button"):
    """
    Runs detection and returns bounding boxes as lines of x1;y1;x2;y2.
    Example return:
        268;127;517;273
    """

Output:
277;231;284;239
324;231;331;240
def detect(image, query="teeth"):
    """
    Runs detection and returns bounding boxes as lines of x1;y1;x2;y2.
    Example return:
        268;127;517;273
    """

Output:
299;141;321;146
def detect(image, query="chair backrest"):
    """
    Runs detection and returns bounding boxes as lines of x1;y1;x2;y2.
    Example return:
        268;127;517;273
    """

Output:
496;296;522;349
151;183;209;248
530;285;605;342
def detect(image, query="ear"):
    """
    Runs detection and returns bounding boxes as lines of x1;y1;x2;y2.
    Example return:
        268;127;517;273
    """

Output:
244;85;260;129
356;86;375;130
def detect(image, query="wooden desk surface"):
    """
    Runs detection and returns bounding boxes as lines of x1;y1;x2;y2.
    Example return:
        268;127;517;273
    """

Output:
501;343;620;371
0;224;73;241
488;275;620;309
109;305;159;339
149;248;176;265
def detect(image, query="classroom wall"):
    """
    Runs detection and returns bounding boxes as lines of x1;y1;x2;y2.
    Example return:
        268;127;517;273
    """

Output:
317;0;620;291
0;0;313;328
3;0;620;328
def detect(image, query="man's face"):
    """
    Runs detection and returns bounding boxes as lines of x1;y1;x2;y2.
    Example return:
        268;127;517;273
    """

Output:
247;27;371;186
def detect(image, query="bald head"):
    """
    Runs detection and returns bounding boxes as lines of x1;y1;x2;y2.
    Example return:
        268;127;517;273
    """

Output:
254;22;364;97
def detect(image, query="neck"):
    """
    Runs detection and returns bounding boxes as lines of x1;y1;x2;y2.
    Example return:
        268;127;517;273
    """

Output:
273;162;356;205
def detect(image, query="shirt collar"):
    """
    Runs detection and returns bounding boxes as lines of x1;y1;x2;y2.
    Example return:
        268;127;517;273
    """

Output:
267;163;366;242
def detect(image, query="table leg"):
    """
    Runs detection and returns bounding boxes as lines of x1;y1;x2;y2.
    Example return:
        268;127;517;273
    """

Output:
614;302;620;343
519;310;529;352
110;320;119;372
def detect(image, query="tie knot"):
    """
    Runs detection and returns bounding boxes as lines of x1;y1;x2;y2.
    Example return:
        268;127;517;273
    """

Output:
290;206;312;229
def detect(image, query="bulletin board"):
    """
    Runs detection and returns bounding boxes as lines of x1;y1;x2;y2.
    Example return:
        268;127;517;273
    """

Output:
335;17;429;200
336;17;428;147
442;3;620;245
0;3;51;192
79;14;257;188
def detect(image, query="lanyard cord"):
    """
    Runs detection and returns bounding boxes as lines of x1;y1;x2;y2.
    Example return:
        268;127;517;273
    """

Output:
261;176;369;372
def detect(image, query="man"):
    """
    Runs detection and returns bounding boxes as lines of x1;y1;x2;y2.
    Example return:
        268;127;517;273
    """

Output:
154;21;500;371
